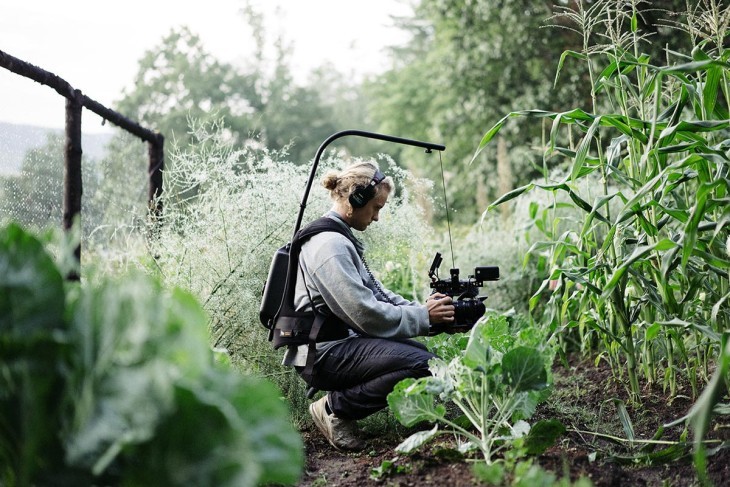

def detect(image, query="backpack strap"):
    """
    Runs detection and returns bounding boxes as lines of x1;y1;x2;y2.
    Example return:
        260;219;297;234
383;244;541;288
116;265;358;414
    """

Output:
272;217;358;367
276;217;356;319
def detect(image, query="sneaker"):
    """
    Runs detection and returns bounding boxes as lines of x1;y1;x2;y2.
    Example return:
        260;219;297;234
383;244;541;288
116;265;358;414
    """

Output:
308;395;366;451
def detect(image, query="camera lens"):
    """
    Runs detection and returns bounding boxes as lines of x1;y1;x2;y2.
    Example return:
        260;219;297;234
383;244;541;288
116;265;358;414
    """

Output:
453;299;486;326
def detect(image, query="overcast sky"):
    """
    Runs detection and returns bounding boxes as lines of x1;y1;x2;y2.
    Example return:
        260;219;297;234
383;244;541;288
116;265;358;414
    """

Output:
0;0;411;132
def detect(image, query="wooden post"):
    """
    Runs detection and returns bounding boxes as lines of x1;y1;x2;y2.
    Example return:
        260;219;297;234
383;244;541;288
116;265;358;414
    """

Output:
64;89;83;280
148;133;165;238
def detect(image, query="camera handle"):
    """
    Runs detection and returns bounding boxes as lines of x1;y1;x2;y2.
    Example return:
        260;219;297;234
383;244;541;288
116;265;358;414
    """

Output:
292;130;446;238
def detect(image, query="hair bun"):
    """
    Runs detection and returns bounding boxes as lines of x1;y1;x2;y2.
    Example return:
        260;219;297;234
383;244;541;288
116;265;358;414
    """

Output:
321;170;340;190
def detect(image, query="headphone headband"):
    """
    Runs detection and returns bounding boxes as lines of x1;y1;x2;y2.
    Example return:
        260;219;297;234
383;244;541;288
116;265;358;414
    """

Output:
369;170;385;188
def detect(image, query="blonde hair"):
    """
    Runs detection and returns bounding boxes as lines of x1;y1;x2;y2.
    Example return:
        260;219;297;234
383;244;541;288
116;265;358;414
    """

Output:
322;160;394;205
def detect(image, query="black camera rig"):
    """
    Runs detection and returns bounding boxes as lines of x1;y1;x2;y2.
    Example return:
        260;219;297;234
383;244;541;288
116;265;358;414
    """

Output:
428;252;500;335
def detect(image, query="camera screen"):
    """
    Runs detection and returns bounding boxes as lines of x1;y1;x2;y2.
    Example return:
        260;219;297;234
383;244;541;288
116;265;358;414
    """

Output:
474;266;499;282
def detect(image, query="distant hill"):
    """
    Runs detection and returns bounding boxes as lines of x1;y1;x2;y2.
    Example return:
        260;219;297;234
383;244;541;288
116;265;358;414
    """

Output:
0;122;113;175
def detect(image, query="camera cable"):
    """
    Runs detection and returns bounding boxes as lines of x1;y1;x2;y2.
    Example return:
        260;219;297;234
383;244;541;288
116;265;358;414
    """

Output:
362;255;396;305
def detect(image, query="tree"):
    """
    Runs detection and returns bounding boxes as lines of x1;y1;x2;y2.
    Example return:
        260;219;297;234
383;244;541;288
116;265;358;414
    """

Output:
115;27;260;153
365;0;695;222
114;22;345;166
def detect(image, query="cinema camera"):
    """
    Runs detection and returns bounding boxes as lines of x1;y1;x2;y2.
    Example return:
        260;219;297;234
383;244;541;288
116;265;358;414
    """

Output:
428;252;500;335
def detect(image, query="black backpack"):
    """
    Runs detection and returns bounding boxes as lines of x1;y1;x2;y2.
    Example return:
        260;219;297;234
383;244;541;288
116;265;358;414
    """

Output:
259;217;354;369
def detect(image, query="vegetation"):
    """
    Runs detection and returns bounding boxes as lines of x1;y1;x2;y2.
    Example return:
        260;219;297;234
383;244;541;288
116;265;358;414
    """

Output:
474;0;730;477
365;0;695;222
479;0;729;403
146;118;438;422
1;0;729;485
389;313;560;475
0;222;303;486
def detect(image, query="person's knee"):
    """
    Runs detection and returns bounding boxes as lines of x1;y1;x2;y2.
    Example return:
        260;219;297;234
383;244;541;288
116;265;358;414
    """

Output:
411;350;436;378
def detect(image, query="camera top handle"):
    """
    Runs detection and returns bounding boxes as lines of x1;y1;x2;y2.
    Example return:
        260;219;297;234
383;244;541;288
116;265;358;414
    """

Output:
292;130;446;239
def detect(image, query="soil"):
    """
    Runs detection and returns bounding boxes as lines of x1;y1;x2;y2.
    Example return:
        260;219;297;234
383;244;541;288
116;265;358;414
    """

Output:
295;355;730;486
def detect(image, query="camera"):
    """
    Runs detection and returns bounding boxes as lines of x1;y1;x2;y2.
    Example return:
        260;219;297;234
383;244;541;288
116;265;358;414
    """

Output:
428;252;499;335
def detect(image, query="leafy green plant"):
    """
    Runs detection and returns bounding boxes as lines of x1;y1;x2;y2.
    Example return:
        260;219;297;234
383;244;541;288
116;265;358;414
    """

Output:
369;456;412;481
0;222;303;486
388;313;561;465
476;0;729;404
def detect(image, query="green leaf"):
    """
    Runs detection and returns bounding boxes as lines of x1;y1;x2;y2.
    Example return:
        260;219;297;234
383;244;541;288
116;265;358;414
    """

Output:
472;110;560;163
387;378;445;427
524;419;566;455
602;239;677;299
614;399;636;444
593;58;620;94
513;389;545;422
0;222;65;340
124;375;303;487
472;462;505;485
487;183;535;211
395;425;439;454
711;292;730;327
703;66;721;116
682;181;725;269
663;58;728;74
193;371;304;486
502;347;548;392
0;223;68;478
571;116;602;182
659;120;730;147
466;314;511;362
63;273;214;471
645;322;662;341
556;50;587;88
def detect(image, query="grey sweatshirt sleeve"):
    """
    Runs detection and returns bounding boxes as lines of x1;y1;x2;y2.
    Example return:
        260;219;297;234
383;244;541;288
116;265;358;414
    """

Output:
297;232;430;338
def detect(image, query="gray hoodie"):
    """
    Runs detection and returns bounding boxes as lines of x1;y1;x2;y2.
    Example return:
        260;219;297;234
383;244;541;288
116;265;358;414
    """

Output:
282;212;430;367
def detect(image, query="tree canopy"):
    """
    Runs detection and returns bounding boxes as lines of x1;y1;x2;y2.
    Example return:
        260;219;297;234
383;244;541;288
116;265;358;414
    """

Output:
365;0;696;221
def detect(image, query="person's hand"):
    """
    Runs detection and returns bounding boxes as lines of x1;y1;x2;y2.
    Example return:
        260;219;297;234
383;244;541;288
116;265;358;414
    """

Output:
426;292;455;325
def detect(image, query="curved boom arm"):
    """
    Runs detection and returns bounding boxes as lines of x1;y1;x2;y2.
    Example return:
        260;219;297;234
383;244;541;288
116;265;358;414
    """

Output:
293;129;446;237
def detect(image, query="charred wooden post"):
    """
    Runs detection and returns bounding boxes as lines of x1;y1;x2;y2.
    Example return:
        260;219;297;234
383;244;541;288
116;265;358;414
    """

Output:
64;89;83;280
147;133;165;239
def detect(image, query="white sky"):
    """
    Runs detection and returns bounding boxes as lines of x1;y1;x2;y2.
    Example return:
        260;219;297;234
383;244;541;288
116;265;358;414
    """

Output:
0;0;412;132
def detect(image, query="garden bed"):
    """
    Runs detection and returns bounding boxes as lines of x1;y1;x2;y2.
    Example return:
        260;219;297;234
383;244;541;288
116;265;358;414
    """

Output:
296;355;730;486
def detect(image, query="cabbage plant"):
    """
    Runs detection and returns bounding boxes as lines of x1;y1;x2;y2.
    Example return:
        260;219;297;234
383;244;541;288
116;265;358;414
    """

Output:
0;222;303;486
388;313;562;465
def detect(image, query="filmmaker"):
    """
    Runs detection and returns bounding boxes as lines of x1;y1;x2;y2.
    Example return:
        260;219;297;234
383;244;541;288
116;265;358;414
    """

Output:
284;160;455;451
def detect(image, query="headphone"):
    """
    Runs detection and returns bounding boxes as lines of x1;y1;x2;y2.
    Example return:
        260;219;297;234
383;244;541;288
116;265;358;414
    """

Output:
348;169;386;209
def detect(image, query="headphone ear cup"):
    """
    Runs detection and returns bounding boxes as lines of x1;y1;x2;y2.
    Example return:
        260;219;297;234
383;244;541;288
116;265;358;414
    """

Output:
349;185;375;209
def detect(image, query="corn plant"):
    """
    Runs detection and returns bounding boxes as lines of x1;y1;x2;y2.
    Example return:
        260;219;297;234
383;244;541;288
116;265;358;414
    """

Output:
475;0;730;403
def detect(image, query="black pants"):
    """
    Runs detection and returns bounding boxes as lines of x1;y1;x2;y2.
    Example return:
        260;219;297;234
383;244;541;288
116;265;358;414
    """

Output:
298;337;436;420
